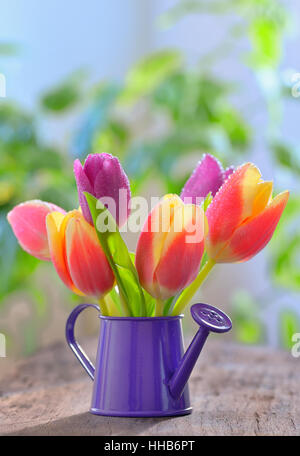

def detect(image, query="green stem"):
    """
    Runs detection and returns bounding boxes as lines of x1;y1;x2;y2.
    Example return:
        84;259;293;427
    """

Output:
171;258;216;316
104;294;122;317
98;296;109;316
155;298;165;317
119;289;131;317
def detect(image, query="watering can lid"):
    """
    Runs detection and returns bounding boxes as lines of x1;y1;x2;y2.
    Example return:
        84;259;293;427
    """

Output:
191;303;232;334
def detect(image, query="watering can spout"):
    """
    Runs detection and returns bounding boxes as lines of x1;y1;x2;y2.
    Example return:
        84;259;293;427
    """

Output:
168;303;232;400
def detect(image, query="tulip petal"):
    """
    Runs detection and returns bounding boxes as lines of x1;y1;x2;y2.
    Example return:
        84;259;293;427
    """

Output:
240;163;262;218
206;163;261;254
181;154;224;204
74;153;131;227
93;155;131;227
74;159;94;224
136;195;183;297
83;153;110;184
252;181;273;216
135;229;157;298
7;200;65;261
136;195;206;300
213;191;289;263
65;211;115;297
223;166;235;181
46;211;83;295
155;204;206;299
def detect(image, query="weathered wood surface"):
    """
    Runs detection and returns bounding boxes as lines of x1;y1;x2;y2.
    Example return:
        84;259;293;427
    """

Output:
0;338;299;436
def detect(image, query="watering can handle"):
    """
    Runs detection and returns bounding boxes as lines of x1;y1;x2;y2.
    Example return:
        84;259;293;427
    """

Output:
65;303;100;381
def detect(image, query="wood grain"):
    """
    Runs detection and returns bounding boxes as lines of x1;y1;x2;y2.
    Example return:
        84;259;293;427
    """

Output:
0;338;299;436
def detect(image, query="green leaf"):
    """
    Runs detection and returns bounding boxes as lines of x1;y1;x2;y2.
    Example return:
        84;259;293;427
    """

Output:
162;295;176;316
40;71;85;112
272;141;300;175
107;255;155;316
143;291;156;317
119;50;182;104
41;84;80;112
203;192;212;212
199;250;208;271
84;192;146;316
107;286;123;316
0;42;19;55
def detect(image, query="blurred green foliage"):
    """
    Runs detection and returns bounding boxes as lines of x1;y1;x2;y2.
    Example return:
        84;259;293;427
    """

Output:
271;196;300;291
119;50;182;105
0;0;299;351
232;289;300;349
67;53;251;196
231;290;264;344
0;102;76;303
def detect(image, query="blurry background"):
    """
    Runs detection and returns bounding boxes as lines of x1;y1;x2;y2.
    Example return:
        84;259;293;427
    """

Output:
0;0;299;357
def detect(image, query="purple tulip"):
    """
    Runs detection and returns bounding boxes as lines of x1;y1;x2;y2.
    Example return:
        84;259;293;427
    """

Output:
180;154;234;205
223;165;235;182
74;153;131;227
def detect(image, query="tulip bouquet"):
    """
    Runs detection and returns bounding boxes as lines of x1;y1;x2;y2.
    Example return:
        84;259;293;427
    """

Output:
7;153;289;318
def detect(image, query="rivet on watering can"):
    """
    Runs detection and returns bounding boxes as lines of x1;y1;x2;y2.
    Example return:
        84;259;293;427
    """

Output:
169;303;232;400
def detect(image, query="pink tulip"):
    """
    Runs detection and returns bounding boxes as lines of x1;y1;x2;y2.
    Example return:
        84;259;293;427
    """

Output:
205;163;289;263
181;154;234;204
7;200;65;261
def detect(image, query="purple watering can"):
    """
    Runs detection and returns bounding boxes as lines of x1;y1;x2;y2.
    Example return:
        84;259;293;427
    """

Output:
66;303;232;417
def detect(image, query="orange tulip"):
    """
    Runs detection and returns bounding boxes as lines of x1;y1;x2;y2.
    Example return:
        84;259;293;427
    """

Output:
205;163;289;263
46;209;115;298
172;163;289;316
135;195;207;303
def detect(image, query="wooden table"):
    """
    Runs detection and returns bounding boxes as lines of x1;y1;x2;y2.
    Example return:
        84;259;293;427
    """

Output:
0;338;299;436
